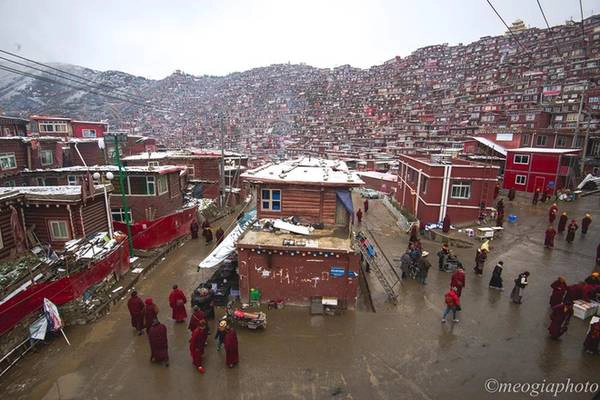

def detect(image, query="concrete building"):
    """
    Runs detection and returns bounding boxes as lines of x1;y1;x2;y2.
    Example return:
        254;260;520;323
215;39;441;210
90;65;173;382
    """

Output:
396;154;499;224
236;158;363;307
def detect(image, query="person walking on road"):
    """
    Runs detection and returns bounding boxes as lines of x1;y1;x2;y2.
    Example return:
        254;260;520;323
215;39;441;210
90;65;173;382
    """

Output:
544;226;557;248
488;261;504;290
144;298;159;332
511;271;530;304
127;290;145;335
363;199;369;213
549;277;568;307
473;248;487;275
584;319;600;355
557;212;568;234
223;324;239;368
548;203;558;224
566;220;578;244
450;267;466;296
356;208;363;224
548;303;573;340
532;188;540;205
581;214;592;235
442;287;461;323
148;319;169;367
168;285;188;323
416;254;431;285
189;320;208;374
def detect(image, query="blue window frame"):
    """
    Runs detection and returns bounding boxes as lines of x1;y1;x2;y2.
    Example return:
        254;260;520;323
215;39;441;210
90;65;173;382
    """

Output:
261;189;281;211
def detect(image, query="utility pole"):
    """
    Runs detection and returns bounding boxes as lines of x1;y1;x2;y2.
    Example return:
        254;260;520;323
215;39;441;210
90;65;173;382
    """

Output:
219;115;226;209
109;133;135;257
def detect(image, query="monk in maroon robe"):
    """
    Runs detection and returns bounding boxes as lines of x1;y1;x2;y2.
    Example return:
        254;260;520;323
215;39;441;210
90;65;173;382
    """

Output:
584;320;600;354
548;204;558;224
548;303;573;339
565;220;578;243
409;225;418;243
205;228;213;244
188;307;206;332
564;283;588;303
148;319;169;366
581;214;592;235
508;188;516;201
144;298;158;332
216;227;225;244
532;189;540;205
442;215;451;233
356;208;363;224
189;321;208;374
223;325;239;368
127;291;145;335
549;277;567;307
450;267;466;297
201;219;210;239
190;220;199;239
544;226;556;248
557;213;568;233
363;199;369;213
169;285;187;322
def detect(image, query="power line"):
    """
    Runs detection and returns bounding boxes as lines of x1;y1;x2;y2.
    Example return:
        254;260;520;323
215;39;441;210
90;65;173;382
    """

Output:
0;48;148;103
535;0;565;61
485;0;530;55
0;63;171;112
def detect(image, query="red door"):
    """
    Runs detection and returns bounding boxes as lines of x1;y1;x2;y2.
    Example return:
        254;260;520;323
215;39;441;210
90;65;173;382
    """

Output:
534;176;545;192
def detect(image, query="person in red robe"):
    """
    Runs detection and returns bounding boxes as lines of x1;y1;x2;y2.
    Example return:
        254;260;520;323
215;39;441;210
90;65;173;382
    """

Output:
223;325;239;368
496;199;505;216
169;285;187;322
565;220;578;243
548;303;573;340
581;214;592;235
544;226;557;248
127;290;145;335
205;228;213;244
557;212;568;233
508;188;516;201
564;282;588;303
450;267;466;297
356;208;363;224
144;298;158;332
548;204;558;224
584;320;600;354
216;227;225;244
549;277;567;307
190;220;199;239
148;319;169;366
363;199;369;213
532;188;540;205
409;225;418;243
189;320;208;374
442;215;451;233
188;306;206;332
201;219;210;240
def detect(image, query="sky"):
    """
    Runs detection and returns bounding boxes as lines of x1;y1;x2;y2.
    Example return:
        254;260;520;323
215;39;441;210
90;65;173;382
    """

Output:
0;0;596;80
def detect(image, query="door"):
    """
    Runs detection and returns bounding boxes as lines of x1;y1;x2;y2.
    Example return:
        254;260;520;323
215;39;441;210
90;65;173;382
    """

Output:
335;199;349;225
533;176;545;193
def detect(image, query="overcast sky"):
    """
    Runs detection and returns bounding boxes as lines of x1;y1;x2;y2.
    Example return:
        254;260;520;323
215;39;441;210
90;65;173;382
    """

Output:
0;0;595;79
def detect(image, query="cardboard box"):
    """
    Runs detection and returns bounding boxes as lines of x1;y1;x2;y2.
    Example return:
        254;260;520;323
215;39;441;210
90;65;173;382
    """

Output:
573;300;598;320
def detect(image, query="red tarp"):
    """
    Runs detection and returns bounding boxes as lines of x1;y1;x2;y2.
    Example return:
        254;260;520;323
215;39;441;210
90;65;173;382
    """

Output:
113;207;196;250
0;240;129;335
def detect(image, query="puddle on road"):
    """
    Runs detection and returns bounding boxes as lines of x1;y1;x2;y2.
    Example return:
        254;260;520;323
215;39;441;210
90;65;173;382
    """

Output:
41;372;84;400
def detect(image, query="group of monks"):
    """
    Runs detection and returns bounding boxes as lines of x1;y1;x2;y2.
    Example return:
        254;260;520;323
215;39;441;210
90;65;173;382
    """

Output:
126;285;240;374
190;219;225;245
544;204;593;248
547;274;600;354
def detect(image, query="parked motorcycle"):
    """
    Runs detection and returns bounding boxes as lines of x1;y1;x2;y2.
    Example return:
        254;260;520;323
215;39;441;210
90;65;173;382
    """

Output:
223;301;267;330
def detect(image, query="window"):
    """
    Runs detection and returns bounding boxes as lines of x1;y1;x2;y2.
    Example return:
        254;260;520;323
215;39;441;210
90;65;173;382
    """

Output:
157;175;168;195
514;154;530;165
521;134;530;146
39;121;68;133
82;129;96;138
49;220;70;240
554;115;564;121
515;175;527;185
111;208;132;223
536;135;547;146
420;176;428;194
0;153;17;170
261;189;281;211
525;113;536;121
450;181;471;199
2;180;16;188
41;150;54;166
35;177;46;186
187;165;195;177
148;161;159;167
128;176;155;195
67;175;79;186
556;136;567;147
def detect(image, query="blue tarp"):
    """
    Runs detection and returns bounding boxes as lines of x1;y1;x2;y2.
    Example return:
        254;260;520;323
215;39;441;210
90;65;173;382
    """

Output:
336;191;353;215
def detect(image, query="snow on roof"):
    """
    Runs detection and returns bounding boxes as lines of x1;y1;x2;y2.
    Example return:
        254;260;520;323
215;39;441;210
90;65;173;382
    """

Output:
471;137;507;156
242;157;364;186
357;171;398;182
72;120;108;125
507;147;580;154
122;150;220;160
0;136;62;142
22;165;185;175
0;184;109;201
30;115;72;121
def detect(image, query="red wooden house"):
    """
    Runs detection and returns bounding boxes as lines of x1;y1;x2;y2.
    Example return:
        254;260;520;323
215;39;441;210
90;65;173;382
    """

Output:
503;147;580;194
396;154;499;224
71;120;108;139
0;137;63;187
237;158;364;307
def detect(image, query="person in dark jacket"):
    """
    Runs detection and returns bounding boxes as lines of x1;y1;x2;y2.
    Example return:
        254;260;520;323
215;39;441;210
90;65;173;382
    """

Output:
510;271;530;304
416;254;431;285
488;261;504;290
566;220;578;243
581;214;592;235
205;228;213;244
473;248;487;275
496;199;505;215
532;188;540;205
190;220;199;239
584;319;600;354
557;212;568;234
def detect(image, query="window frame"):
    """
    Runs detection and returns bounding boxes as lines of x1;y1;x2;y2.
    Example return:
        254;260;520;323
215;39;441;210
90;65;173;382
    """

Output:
40;149;54;166
157;175;168;195
261;188;282;211
48;220;70;241
450;180;471;200
514;154;530;165
111;208;133;223
187;165;195;177
0;153;17;170
39;121;68;133
67;175;79;186
81;129;97;138
127;175;156;196
515;175;527;185
536;135;547;146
